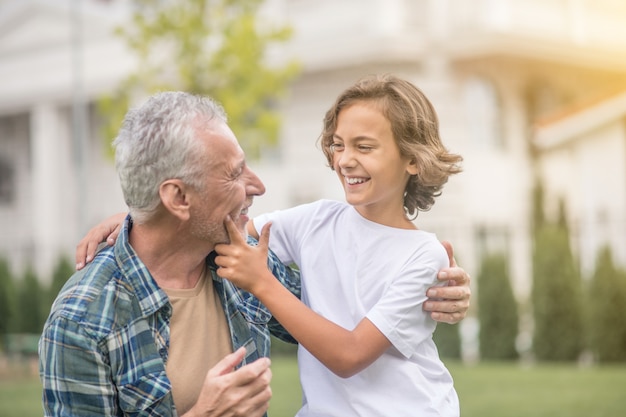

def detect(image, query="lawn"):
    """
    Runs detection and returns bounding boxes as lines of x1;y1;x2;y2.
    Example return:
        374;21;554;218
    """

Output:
449;361;626;417
2;357;625;417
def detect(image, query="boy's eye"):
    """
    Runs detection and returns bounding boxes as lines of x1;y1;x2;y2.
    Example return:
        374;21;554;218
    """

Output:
330;143;344;152
358;145;373;152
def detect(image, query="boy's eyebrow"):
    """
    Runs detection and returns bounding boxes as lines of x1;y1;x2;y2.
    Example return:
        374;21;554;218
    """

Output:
342;136;378;143
333;133;377;142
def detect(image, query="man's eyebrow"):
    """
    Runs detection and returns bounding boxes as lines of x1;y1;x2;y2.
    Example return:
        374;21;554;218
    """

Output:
232;160;246;175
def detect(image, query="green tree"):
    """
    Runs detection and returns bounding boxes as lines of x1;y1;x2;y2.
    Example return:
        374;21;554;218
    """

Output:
99;0;300;159
433;323;462;359
48;255;75;308
0;256;17;347
531;178;546;232
587;246;626;362
16;266;45;334
477;253;519;360
270;335;297;357
531;199;584;361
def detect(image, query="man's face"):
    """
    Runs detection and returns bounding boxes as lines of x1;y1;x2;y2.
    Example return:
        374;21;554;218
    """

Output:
188;121;265;246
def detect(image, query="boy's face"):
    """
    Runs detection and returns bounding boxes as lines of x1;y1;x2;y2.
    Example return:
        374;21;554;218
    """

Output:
331;102;417;226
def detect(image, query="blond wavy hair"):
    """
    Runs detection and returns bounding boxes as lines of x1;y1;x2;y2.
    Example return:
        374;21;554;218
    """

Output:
319;74;463;219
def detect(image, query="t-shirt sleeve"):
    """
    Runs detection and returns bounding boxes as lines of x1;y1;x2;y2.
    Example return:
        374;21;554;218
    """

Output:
366;240;449;358
253;200;326;266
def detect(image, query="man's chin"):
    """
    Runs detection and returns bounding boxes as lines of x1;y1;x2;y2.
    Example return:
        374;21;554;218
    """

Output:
220;226;248;244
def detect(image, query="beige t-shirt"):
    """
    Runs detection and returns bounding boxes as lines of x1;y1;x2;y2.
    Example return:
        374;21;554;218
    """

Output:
163;269;233;415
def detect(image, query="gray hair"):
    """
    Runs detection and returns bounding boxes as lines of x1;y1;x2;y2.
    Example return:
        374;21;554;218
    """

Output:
113;91;227;223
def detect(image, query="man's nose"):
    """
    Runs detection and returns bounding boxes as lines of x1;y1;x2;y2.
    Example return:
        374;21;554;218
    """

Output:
245;167;266;196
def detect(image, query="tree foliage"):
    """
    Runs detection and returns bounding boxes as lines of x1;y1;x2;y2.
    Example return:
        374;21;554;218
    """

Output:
531;178;546;232
48;255;75;308
587;246;626;362
531;196;584;361
477;252;519;360
99;0;300;159
0;256;16;346
433;323;462;359
16;265;45;334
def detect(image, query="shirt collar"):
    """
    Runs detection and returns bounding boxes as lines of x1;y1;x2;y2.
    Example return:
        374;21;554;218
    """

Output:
114;215;171;317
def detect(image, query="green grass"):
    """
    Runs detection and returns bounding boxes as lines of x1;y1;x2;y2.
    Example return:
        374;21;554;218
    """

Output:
268;356;302;417
449;361;626;417
0;376;43;417
3;358;625;417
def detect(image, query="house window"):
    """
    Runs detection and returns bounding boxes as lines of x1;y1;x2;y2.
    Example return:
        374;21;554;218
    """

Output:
0;115;20;205
463;77;505;151
475;224;510;261
0;157;14;204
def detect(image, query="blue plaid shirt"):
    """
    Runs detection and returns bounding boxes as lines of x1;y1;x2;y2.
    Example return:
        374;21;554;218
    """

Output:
39;217;300;417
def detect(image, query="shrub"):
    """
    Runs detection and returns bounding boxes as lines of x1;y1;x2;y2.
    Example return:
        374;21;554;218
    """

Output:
270;335;298;357
16;265;45;334
0;256;16;347
48;255;74;307
587;246;626;362
531;224;584;361
433;322;462;359
477;253;519;360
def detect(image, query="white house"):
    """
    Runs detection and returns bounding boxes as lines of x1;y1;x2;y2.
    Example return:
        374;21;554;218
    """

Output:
1;0;626;306
534;88;626;277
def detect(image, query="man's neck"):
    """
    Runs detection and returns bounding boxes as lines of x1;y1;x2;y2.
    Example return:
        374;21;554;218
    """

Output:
129;223;214;290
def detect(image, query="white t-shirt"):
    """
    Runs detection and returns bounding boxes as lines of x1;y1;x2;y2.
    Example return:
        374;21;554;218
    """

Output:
254;199;459;417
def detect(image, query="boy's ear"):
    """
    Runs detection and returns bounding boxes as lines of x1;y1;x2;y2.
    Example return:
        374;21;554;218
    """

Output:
159;179;191;220
406;157;419;176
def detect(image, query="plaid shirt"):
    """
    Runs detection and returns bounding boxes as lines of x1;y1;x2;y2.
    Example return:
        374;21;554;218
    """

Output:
39;217;300;417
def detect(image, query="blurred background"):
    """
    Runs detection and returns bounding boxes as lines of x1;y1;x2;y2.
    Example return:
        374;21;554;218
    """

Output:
1;0;626;415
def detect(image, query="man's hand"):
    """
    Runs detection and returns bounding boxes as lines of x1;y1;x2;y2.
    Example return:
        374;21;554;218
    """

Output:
75;212;126;270
424;241;471;324
183;347;272;417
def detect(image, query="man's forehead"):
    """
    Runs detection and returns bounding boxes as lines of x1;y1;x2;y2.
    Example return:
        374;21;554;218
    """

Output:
204;134;245;170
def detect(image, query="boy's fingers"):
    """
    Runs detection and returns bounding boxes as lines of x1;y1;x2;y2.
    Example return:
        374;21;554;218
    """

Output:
224;215;245;244
106;226;121;245
258;222;272;252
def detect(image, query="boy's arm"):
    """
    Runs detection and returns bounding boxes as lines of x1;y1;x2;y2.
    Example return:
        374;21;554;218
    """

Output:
75;212;126;269
216;219;391;378
249;235;301;344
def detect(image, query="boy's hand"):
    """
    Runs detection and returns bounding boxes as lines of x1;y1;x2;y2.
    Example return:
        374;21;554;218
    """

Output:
214;217;272;293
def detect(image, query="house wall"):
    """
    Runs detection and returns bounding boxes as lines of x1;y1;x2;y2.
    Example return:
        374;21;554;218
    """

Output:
0;0;625;299
538;118;626;276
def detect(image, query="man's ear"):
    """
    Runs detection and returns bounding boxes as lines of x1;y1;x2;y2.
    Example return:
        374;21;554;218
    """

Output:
159;179;191;220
